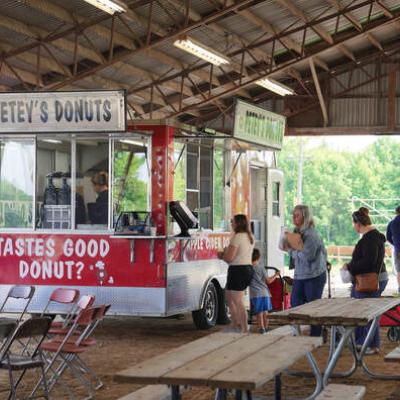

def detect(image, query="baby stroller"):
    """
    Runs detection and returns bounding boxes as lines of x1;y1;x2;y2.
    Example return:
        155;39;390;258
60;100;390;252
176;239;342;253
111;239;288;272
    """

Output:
380;305;400;342
265;266;292;311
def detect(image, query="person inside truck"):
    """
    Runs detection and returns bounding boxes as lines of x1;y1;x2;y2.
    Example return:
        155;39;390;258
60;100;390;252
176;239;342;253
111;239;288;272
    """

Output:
88;171;109;225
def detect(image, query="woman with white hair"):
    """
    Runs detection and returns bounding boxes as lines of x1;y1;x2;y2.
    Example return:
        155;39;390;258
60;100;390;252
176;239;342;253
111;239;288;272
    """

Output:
288;204;327;336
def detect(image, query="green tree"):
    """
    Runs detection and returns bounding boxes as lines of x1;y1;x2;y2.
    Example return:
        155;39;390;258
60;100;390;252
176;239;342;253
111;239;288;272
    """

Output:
278;137;400;246
113;151;148;214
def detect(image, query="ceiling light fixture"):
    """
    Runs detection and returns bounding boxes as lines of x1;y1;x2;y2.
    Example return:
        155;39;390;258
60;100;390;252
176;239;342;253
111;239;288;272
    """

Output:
83;0;126;14
41;139;63;144
173;36;230;66
255;77;295;96
119;139;146;147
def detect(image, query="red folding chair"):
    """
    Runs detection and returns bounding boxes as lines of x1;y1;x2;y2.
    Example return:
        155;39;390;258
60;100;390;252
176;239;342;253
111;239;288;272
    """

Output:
0;285;35;323
48;294;95;335
61;304;111;391
40;288;80;329
32;305;108;399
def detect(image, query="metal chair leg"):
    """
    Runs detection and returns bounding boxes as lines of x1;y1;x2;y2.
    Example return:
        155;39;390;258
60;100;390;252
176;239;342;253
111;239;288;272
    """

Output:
40;363;50;400
274;374;282;400
7;367;16;400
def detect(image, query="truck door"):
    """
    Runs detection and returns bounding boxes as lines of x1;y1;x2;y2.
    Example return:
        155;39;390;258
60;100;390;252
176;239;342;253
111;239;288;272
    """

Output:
266;168;284;270
250;166;266;262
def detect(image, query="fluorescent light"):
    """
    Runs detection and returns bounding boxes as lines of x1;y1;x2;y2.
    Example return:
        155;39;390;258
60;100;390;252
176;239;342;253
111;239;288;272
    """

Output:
83;0;126;14
41;139;62;144
255;78;295;96
173;37;230;66
119;139;146;147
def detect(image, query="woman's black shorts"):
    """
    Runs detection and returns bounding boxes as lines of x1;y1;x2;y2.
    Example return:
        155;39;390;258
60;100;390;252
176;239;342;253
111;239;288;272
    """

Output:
226;265;253;291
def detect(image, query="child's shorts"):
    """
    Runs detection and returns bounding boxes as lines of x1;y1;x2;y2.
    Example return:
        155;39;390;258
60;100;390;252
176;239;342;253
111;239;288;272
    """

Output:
251;296;272;315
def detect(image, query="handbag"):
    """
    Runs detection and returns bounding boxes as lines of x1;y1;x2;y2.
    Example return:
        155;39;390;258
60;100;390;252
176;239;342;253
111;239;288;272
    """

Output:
340;268;352;284
355;272;379;292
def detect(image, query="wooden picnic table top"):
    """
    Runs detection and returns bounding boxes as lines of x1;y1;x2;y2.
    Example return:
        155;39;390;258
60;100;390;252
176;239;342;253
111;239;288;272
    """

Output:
114;332;322;391
269;297;400;327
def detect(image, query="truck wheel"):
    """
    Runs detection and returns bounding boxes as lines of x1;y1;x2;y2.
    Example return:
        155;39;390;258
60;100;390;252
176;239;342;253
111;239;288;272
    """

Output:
192;282;218;329
387;326;400;342
217;289;231;325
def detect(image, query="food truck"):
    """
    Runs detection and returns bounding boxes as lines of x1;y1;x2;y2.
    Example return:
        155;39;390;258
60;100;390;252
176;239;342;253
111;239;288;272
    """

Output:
0;91;285;329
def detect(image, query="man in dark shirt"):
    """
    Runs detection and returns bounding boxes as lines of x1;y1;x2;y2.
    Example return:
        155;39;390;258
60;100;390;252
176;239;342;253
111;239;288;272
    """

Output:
386;206;400;293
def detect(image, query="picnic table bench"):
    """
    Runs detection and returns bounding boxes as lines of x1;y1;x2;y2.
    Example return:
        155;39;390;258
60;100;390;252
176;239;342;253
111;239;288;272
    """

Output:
315;384;366;400
115;332;322;400
269;297;400;386
384;346;400;362
117;385;175;400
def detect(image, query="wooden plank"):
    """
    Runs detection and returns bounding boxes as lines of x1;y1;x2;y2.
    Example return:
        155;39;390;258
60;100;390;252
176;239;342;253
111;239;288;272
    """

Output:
306;298;352;319
117;385;188;400
160;334;282;386
298;298;370;324
267;325;294;336
315;384;366;399
114;332;242;384
384;346;400;363
117;385;171;400
209;336;322;390
277;298;400;326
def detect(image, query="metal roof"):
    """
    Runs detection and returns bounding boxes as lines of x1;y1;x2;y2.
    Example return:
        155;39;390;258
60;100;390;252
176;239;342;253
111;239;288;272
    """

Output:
0;0;398;133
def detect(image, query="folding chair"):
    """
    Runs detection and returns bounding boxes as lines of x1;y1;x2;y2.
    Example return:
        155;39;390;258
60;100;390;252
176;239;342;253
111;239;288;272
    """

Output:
66;304;111;390
48;294;95;335
45;305;110;395
0;320;18;354
31;307;99;399
40;288;80;329
0;317;52;400
0;285;35;323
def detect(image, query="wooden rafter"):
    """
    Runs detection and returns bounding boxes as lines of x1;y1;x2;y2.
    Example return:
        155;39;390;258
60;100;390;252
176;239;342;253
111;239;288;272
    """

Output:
0;0;398;126
309;58;328;127
135;7;400;119
326;0;362;31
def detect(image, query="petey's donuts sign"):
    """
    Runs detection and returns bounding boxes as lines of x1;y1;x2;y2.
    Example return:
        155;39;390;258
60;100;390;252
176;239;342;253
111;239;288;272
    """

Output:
0;90;126;133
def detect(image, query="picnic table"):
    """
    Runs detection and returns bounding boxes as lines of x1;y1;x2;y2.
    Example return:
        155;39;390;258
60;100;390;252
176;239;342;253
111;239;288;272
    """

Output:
268;297;400;386
114;332;322;400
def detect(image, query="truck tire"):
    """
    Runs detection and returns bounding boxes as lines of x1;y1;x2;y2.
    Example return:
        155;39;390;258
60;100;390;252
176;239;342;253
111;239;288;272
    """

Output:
192;282;218;329
387;326;400;342
217;289;230;325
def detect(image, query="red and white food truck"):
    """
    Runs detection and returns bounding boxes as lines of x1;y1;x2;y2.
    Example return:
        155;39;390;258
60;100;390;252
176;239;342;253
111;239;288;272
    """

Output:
0;92;285;329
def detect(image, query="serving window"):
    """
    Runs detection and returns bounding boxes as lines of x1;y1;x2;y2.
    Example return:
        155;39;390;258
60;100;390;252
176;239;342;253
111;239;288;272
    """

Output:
0;133;151;231
173;139;226;231
112;137;150;227
0;139;34;229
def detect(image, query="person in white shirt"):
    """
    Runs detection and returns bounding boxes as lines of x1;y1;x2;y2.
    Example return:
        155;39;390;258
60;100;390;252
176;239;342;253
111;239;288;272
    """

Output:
218;214;254;333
